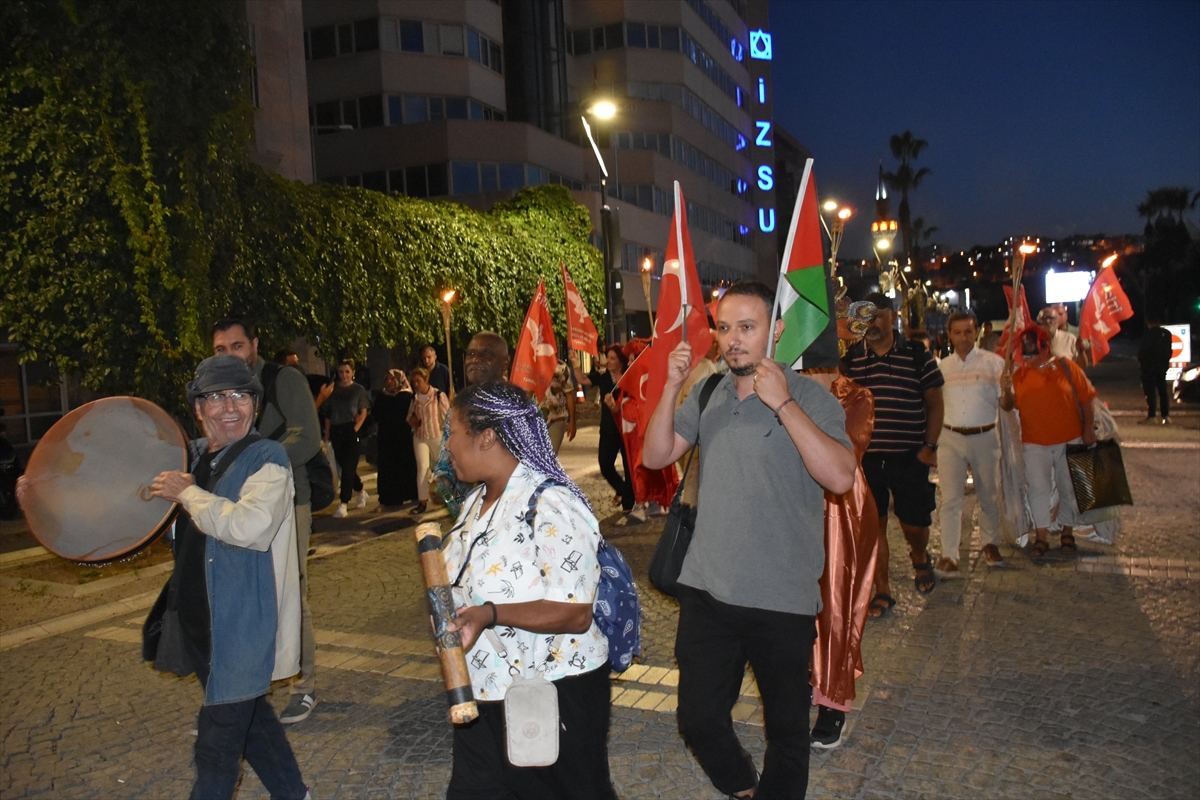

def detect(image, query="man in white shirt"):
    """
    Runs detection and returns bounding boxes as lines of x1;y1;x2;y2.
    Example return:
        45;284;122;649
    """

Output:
935;313;1007;577
1039;306;1087;368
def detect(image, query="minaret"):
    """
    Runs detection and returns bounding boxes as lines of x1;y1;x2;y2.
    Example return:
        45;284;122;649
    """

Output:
875;160;889;224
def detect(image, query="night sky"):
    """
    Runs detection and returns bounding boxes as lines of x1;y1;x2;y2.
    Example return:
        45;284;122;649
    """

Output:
769;0;1200;260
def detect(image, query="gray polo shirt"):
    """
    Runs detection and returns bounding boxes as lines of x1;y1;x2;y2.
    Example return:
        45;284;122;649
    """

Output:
673;369;851;615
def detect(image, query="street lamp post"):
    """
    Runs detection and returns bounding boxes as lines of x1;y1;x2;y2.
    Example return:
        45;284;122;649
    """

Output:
640;256;655;331
582;101;621;345
819;200;854;280
441;289;457;398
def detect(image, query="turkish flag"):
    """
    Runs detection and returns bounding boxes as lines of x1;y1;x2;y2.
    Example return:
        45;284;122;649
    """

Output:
997;284;1034;366
616;348;679;507
617;181;712;428
561;263;599;357
510;279;558;401
1080;266;1133;364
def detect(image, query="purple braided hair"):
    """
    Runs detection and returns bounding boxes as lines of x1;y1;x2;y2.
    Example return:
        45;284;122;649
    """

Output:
452;381;592;511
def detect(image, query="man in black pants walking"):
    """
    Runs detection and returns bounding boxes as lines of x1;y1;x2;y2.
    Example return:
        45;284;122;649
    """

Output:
1138;318;1174;424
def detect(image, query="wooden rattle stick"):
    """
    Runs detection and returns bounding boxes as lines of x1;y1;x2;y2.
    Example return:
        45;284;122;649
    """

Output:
415;522;479;725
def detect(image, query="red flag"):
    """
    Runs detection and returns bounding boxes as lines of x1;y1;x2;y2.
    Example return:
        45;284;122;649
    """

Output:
617;181;712;426
616;349;679;507
510;279;558;401
560;263;599;357
1080;266;1134;364
997;284;1034;365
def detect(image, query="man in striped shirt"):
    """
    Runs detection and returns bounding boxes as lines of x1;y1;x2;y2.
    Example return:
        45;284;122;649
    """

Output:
844;293;944;617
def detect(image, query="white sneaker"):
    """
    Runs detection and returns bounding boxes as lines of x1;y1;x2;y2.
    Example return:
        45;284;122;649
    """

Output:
354;490;369;509
332;503;348;518
628;504;648;522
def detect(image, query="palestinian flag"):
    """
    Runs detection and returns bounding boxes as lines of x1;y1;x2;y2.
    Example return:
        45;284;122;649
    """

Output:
772;158;829;369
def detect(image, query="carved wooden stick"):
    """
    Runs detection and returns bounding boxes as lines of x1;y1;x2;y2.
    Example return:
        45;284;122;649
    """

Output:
415;522;478;724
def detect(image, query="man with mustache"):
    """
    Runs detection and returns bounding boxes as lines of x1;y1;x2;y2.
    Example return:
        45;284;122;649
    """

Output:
843;293;945;618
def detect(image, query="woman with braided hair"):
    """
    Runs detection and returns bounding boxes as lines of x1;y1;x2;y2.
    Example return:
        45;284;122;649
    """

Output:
441;381;617;799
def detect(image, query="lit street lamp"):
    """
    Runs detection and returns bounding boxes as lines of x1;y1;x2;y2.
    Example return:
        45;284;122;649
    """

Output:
582;100;623;344
441;289;457;398
640;256;655;330
819;200;854;279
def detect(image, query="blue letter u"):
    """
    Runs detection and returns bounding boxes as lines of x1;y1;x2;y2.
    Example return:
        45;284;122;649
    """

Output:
758;208;775;233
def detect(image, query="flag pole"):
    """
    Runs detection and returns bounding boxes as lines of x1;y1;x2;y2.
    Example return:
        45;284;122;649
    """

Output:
674;181;688;347
766;158;814;361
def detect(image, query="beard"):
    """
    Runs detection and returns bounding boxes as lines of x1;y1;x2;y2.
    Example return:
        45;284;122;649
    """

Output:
730;362;757;377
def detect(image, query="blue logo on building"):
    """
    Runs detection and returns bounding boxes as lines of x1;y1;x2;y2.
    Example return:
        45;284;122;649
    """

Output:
749;30;772;60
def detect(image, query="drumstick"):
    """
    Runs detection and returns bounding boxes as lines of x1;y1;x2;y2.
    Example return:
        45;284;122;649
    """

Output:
415;522;479;725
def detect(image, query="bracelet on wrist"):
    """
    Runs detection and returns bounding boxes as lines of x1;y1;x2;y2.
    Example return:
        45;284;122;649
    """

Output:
483;601;498;629
923;441;938;451
773;397;796;420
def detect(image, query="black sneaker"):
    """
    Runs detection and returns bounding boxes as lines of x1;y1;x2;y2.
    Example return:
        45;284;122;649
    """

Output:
811;705;845;749
280;693;317;724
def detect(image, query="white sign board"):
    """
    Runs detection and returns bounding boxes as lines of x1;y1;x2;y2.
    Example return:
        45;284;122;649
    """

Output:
1044;270;1096;303
1165;323;1191;364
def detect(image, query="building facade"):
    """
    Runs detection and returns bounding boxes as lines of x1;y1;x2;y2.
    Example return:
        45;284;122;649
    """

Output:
302;0;782;339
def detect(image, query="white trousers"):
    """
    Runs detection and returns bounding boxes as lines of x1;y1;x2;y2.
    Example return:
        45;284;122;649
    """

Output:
937;428;1002;560
1022;439;1082;530
413;436;439;501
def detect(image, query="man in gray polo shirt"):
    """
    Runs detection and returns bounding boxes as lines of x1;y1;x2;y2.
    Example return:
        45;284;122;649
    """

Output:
644;281;856;800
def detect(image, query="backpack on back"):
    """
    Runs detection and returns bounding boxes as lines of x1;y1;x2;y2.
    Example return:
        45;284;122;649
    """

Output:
524;480;641;672
260;362;336;510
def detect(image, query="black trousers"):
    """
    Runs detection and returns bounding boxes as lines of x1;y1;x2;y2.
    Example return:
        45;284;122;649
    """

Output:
446;666;618;800
675;587;817;800
597;427;635;511
329;423;363;503
1141;372;1170;419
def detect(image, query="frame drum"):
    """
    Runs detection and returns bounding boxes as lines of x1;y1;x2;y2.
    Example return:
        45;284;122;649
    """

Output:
22;397;188;563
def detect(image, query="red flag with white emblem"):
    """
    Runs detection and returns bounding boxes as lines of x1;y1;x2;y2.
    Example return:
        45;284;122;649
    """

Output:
560;263;599;357
617;181;712;426
510;279;558;401
616;348;679;508
1079;266;1133;364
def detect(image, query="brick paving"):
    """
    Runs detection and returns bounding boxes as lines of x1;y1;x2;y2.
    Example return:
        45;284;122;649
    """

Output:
2;372;1199;798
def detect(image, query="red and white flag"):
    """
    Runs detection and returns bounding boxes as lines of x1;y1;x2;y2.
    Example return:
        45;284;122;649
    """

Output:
1079;265;1133;364
510;279;558;401
617;181;712;427
997;284;1034;365
616;350;679;508
560;263;599;357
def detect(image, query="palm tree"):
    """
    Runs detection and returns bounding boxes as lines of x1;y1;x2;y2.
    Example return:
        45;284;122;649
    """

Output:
910;217;939;266
883;131;931;265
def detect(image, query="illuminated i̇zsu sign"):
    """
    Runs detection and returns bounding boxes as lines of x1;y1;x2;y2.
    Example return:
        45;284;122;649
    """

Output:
750;30;775;233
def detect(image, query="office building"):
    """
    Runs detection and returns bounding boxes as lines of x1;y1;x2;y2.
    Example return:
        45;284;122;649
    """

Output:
303;0;785;338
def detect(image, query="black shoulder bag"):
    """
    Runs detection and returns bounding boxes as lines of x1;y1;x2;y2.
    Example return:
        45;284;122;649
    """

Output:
261;362;336;510
648;373;722;596
1061;360;1133;512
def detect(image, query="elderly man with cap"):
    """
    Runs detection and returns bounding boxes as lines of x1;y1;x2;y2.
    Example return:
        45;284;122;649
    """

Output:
146;355;308;800
843;292;945;618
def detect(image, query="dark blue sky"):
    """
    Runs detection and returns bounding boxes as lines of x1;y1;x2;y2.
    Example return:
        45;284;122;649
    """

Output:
769;0;1200;260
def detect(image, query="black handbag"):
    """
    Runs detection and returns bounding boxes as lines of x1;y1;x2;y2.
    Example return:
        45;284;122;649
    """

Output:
648;374;721;596
1061;361;1133;512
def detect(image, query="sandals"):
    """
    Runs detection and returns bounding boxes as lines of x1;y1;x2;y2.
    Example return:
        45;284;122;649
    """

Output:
912;552;937;594
1060;533;1078;554
867;593;896;619
1030;539;1049;559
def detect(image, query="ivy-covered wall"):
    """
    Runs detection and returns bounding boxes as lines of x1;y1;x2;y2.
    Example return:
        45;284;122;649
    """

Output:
0;0;604;409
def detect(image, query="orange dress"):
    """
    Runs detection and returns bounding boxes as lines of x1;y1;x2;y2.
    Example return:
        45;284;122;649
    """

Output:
811;377;880;710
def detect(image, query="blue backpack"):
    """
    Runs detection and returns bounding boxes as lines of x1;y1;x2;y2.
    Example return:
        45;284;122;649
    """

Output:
525;480;642;672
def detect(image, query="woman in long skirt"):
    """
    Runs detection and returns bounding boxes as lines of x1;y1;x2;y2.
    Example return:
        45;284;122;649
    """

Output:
373;369;419;510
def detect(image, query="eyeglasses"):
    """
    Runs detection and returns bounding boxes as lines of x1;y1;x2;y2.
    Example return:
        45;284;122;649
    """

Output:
200;391;255;407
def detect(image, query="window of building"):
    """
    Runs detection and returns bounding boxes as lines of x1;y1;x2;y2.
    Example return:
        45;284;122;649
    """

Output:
406;165;428;197
429;97;445;120
344;173;361;188
380;19;399;51
445;97;468;119
387;96;402;125
337;23;353;55
362;171;386;192
427;163;449;196
404;95;428;123
469;100;484;120
399;20;424;52
422;22;440;55
441;24;465;55
452;162;480;194
605;22;623;49
388;169;405;195
309;26;336;60
499;163;524;190
572;29;591;55
626;22;646;48
359;96;384;127
354;19;379;52
313;101;339;129
480;163;500;192
341;99;358;128
467;28;481;61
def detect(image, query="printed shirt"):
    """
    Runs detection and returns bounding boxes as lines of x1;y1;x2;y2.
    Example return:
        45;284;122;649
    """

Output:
444;463;608;701
937;347;1005;428
1012;358;1097;446
411;389;448;440
540;362;571;423
845;335;944;453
